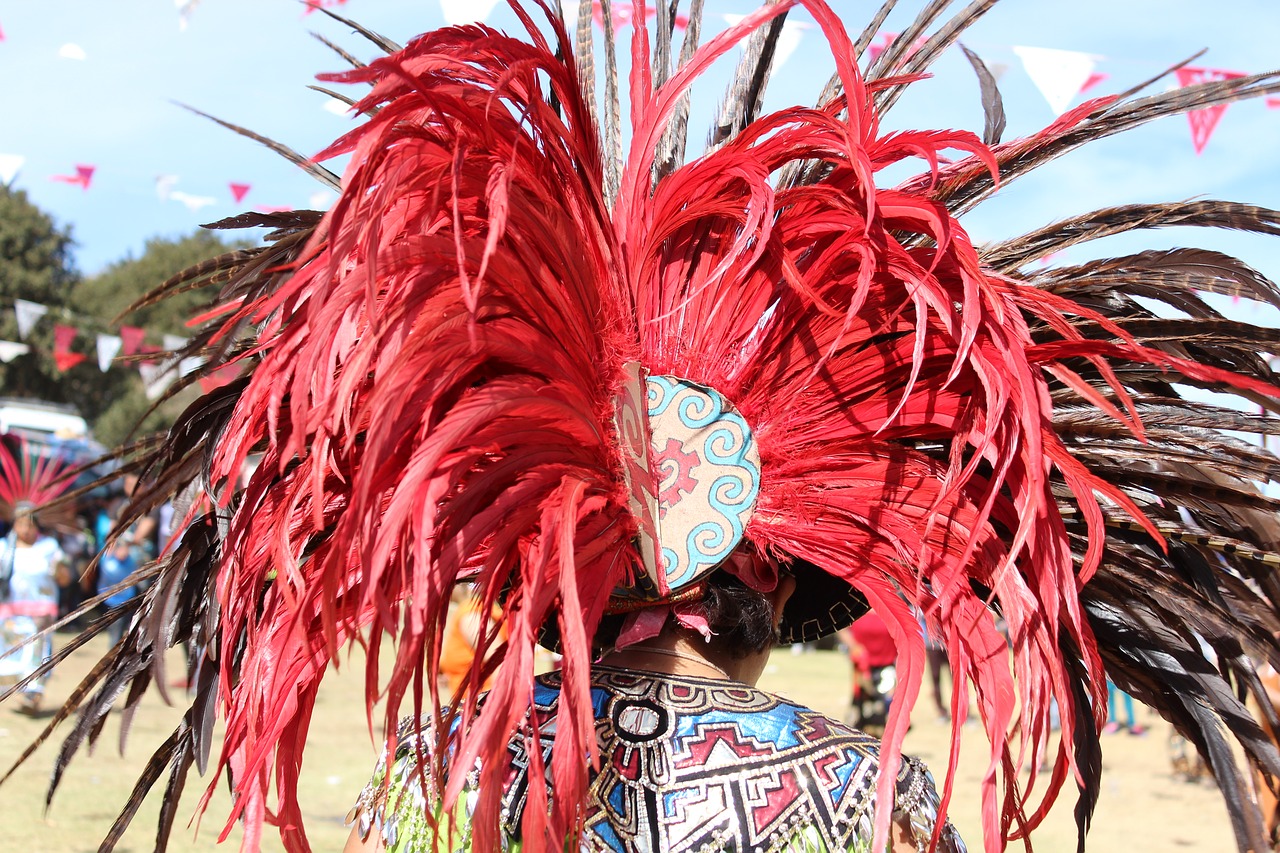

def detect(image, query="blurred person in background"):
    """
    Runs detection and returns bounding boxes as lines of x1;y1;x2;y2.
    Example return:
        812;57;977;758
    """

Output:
0;442;75;715
841;610;899;736
0;507;69;713
95;532;141;647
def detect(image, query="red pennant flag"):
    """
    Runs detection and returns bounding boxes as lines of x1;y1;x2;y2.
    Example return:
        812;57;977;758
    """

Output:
1080;71;1109;94
53;324;86;372
1267;97;1280;110
592;2;687;30
868;32;896;64
867;31;926;65
302;0;348;14
1175;66;1247;154
50;164;95;190
120;325;146;356
0;22;6;41
53;324;77;352
55;351;87;371
137;344;164;366
199;363;241;393
229;182;251;204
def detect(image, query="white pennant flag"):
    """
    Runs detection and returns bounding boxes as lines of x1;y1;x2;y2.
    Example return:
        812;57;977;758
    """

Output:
177;0;203;31
13;299;48;339
1013;46;1098;116
723;15;808;73
440;0;500;25
309;189;337;210
0;341;30;363
96;334;123;372
138;363;175;401
179;356;203;377
163;333;189;352
170;190;217;212
0;154;24;186
156;174;179;201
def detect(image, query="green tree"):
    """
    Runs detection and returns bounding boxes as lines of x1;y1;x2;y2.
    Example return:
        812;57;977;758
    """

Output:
0;184;82;400
0;187;245;447
72;230;249;447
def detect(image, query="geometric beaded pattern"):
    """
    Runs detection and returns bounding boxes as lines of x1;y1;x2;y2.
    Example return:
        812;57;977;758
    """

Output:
353;668;966;852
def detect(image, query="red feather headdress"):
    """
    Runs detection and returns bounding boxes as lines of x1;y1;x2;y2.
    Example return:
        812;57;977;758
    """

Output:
0;436;77;527
9;3;1280;853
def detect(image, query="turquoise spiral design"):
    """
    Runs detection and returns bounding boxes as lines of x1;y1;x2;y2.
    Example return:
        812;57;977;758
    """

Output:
647;375;677;417
639;375;762;593
675;388;719;428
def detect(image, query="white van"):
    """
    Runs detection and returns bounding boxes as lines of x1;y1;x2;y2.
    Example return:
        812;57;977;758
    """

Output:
0;398;90;442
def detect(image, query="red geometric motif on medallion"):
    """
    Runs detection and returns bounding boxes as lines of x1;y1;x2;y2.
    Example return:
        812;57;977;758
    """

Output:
655;437;699;517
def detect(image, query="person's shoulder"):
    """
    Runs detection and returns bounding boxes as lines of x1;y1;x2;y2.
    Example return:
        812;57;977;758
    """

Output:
757;689;885;755
35;536;63;558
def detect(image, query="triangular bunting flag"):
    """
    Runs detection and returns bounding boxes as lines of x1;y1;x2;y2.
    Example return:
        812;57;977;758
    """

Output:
302;0;348;15
0;154;24;186
177;0;202;31
163;334;189;352
309;189;337;209
440;0;500;25
1013;45;1098;115
96;334;123;372
156;174;179;200
0;22;6;42
229;182;251;204
868;32;896;64
53;325;84;372
1268;97;1280;110
867;32;926;65
13;299;47;338
179;356;203;377
1080;70;1109;94
171;191;216;212
58;43;86;61
199;363;241;393
592;1;686;31
50;164;94;190
0;341;29;363
1175;66;1248;154
138;363;174;400
53;324;78;352
55;351;87;372
120;325;146;356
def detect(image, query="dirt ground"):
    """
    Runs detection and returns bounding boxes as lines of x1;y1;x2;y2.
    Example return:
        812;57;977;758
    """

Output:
1;635;1239;852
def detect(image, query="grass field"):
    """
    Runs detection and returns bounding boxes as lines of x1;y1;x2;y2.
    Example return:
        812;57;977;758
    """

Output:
2;633;1235;851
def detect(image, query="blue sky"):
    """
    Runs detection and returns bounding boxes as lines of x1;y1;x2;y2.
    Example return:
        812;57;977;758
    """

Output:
1;0;1277;299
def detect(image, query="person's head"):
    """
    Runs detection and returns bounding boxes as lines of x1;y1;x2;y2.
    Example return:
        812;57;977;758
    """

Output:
12;508;39;545
112;534;134;560
680;569;786;659
591;559;798;682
